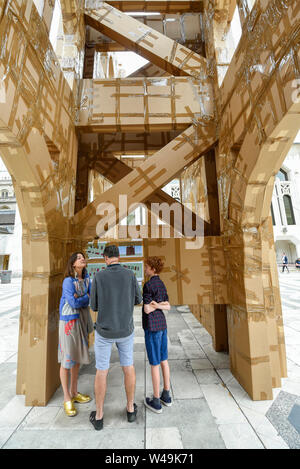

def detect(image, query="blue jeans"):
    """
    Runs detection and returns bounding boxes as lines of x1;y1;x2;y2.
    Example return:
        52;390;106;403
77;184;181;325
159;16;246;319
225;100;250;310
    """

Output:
145;329;168;366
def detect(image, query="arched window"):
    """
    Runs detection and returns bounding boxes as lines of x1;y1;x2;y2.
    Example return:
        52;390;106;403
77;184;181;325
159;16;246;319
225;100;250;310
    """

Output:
1;190;8;198
277;169;288;181
283;195;296;225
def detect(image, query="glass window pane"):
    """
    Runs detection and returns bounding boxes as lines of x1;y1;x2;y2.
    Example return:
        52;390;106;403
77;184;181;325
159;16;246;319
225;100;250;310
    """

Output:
277;169;288;181
271;203;275;225
283;195;296;225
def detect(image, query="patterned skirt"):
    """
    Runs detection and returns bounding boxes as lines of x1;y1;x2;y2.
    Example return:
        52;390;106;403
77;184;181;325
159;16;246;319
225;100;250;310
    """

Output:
58;307;94;369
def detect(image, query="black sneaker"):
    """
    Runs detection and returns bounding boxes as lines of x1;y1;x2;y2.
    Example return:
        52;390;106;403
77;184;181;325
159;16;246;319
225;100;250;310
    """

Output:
160;393;172;407
144;397;162;414
127;403;138;422
89;411;103;431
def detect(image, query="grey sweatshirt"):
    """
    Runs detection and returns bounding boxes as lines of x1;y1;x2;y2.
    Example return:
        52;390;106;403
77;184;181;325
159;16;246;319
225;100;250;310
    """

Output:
90;263;142;339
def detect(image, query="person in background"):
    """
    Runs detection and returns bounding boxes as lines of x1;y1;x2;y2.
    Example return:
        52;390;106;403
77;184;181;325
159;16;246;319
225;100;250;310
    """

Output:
58;252;94;417
282;252;289;273
295;258;300;270
143;257;172;414
89;245;142;431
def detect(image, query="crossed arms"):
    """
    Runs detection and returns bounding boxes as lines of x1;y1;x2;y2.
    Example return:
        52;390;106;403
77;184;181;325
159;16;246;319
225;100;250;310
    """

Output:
144;301;171;315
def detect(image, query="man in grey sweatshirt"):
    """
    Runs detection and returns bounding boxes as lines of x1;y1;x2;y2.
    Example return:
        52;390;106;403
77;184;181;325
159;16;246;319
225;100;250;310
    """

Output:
89;245;142;430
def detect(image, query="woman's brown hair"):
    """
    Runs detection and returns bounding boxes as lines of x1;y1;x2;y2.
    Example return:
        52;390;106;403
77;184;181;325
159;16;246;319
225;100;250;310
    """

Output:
64;252;87;279
145;256;164;274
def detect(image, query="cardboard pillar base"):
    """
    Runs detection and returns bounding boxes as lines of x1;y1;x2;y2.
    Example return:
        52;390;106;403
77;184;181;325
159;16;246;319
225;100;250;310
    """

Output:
227;304;274;401
189;304;213;337
16;276;61;406
189;304;228;353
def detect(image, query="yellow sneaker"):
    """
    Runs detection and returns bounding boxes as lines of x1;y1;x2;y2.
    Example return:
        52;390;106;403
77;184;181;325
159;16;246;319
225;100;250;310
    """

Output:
72;392;92;404
64;400;77;417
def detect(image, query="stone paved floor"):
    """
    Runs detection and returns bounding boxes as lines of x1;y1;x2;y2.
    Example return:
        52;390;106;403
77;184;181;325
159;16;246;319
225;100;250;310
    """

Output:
0;273;300;449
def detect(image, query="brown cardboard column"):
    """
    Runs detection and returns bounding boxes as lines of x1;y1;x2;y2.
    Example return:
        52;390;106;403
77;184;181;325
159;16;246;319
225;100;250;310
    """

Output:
261;215;287;387
83;45;96;79
59;1;86;92
84;4;208;79
204;148;220;236
0;0;80;405
75;153;90;213
212;305;228;352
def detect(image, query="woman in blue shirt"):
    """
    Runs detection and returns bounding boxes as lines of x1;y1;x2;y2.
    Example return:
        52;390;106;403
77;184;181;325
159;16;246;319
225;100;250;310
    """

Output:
58;252;94;417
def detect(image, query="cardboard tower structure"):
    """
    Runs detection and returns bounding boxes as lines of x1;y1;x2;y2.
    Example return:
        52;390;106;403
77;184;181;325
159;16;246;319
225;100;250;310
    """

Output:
0;0;299;405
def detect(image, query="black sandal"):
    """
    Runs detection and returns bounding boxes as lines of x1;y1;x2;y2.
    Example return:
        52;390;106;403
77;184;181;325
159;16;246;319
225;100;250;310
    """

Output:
89;411;103;431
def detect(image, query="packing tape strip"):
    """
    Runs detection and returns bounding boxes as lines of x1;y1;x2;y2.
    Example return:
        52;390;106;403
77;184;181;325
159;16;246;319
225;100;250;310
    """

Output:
132;166;167;198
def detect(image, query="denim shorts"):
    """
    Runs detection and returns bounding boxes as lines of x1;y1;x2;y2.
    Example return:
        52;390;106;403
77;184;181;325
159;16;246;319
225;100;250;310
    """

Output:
94;331;134;370
145;329;168;366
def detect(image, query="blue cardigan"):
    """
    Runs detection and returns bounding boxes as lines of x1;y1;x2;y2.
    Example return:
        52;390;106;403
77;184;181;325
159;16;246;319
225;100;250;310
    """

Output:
59;275;91;321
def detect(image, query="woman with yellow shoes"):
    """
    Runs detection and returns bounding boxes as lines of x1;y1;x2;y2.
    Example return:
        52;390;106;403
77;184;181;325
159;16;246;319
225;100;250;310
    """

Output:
58;252;94;416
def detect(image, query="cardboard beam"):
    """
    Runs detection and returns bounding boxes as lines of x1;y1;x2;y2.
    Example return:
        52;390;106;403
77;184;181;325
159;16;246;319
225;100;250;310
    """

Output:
204;149;220;236
212;304;228;352
104;0;204;13
76;77;214;132
95;42;127;52
78;130;182;157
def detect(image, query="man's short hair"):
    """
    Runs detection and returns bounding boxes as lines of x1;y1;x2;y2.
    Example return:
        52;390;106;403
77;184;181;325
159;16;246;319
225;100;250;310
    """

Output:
103;244;120;258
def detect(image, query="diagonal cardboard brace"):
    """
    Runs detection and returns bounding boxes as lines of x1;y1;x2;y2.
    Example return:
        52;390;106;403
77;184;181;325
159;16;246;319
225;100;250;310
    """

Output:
79;151;210;235
71;122;216;239
84;2;208;80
